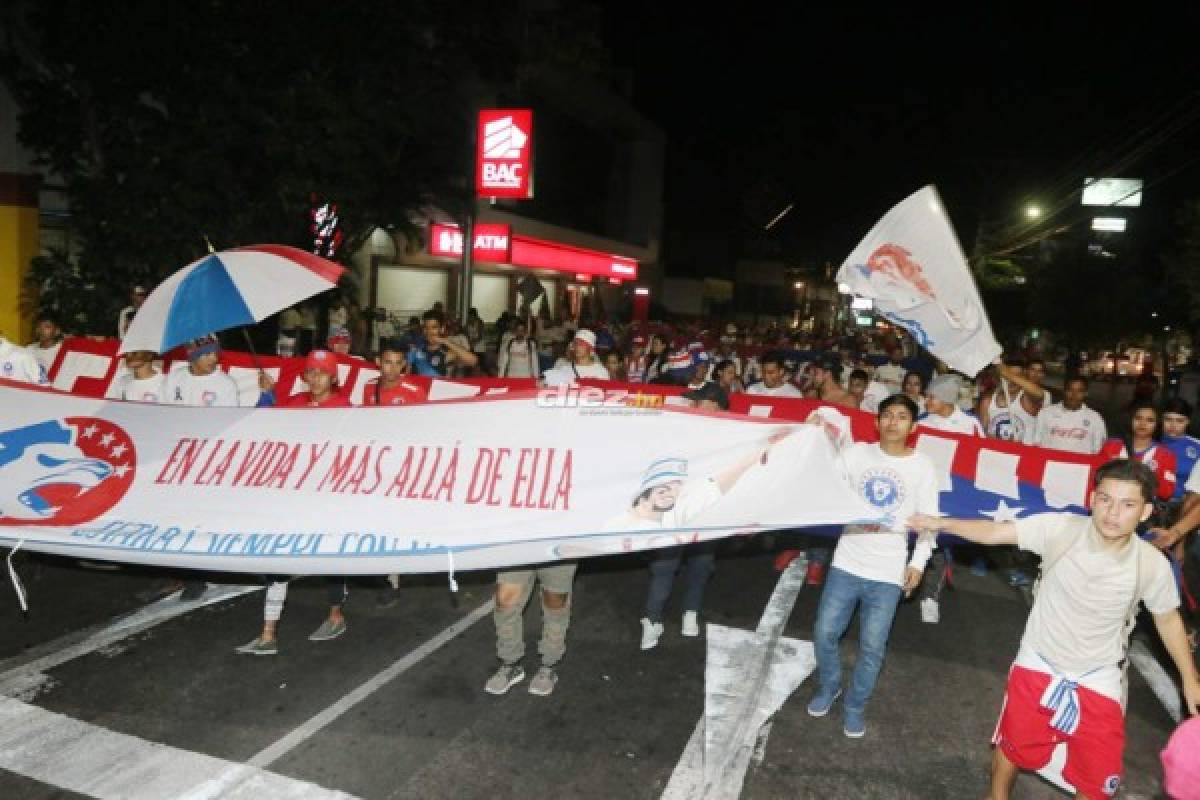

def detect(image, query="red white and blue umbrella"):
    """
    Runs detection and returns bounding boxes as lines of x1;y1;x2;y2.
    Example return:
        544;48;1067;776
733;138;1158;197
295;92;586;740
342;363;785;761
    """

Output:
118;245;345;354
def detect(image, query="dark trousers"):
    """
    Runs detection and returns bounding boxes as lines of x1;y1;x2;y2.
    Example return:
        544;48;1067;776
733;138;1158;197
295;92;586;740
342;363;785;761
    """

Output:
644;542;717;622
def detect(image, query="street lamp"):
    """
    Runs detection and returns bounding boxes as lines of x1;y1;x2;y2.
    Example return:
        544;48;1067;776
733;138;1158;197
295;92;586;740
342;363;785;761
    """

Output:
1025;205;1042;219
791;281;809;329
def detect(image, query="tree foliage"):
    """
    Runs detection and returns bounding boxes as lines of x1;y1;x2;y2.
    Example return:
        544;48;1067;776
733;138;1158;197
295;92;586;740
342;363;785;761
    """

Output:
1165;198;1200;328
2;1;603;333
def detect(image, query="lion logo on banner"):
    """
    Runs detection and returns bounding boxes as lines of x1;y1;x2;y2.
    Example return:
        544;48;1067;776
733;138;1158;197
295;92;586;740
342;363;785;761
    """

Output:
855;243;982;335
0;417;136;526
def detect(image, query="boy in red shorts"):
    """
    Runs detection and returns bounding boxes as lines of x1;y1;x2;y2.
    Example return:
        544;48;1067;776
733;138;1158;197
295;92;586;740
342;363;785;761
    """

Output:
910;459;1200;799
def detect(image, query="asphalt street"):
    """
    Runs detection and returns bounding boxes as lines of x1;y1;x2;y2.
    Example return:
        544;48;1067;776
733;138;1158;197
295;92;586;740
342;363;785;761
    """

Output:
0;542;1188;800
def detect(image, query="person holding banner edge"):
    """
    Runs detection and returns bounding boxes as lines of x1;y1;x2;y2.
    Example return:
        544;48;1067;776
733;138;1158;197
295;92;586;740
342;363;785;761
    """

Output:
237;349;354;655
909;459;1200;800
804;394;939;738
154;334;273;601
603;426;791;650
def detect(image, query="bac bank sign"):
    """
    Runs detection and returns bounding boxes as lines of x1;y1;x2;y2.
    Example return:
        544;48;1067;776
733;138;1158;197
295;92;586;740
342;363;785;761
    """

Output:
429;223;512;262
477;109;533;199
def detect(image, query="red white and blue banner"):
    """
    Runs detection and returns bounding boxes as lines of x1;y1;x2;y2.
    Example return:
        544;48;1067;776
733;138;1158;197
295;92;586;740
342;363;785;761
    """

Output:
21;340;1110;577
728;393;1098;521
45;337;536;407
0;381;885;575
838;186;1002;376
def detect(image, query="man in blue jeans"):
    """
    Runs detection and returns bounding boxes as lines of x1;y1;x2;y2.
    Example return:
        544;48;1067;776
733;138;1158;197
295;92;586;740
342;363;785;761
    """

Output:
805;394;940;737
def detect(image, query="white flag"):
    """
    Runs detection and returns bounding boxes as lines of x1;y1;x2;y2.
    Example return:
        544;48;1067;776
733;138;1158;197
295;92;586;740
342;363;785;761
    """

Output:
838;186;1001;376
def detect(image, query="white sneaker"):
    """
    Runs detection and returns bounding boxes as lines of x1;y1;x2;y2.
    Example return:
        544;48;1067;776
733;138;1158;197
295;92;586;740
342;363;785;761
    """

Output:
640;617;664;650
681;611;700;637
920;597;940;624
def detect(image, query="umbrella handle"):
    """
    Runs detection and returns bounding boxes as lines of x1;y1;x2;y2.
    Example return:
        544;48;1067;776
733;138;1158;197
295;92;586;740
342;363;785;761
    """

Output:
240;327;264;371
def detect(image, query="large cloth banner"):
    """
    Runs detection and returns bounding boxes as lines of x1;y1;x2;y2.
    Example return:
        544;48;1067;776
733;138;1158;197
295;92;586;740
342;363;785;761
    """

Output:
0;381;884;575
838;185;1002;376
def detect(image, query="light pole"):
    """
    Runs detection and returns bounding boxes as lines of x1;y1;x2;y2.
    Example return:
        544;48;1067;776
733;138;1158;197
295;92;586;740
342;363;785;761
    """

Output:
793;280;808;328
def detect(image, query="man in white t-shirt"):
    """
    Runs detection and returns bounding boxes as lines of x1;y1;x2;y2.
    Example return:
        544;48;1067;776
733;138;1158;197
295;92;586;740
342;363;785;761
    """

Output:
163;335;242;408
116;285;147;339
496;319;539;378
1034;375;1106;454
848;368;890;414
606;433;788;650
745;352;803;397
979;358;1045;444
920;374;985;436
910;459;1199;800
107;350;166;402
25;316;64;376
158;334;270;600
0;335;48;385
805;394;940;738
540;329;609;386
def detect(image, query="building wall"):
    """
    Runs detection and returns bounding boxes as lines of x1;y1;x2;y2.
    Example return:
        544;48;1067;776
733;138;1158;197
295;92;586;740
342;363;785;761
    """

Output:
0;83;39;341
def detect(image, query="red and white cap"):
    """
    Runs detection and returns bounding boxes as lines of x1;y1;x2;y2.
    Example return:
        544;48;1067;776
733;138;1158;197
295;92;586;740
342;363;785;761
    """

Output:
305;349;338;378
573;329;597;350
326;325;351;346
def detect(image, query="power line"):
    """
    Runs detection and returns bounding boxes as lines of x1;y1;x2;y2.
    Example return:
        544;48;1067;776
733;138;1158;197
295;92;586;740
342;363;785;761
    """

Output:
987;148;1200;258
987;90;1200;254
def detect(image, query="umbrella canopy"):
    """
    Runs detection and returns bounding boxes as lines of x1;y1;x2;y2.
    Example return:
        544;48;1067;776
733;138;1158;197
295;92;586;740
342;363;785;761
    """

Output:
118;245;345;354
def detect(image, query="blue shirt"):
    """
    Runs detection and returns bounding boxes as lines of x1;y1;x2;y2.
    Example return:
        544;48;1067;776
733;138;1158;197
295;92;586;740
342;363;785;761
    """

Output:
1163;434;1200;500
408;341;449;377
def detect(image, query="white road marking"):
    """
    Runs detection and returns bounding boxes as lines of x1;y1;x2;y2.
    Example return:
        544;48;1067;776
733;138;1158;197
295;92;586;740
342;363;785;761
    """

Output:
248;598;495;768
2;590;495;798
0;695;358;800
0;584;262;700
1127;639;1182;723
662;558;812;799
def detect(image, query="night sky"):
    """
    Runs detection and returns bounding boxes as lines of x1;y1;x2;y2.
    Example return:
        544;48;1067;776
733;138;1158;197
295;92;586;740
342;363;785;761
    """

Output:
602;7;1200;271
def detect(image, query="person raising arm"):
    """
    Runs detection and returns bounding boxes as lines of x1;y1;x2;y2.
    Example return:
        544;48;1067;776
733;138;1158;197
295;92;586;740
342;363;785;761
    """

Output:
910;458;1199;800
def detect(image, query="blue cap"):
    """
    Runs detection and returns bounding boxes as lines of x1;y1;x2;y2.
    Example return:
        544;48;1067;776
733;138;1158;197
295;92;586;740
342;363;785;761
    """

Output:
638;457;688;495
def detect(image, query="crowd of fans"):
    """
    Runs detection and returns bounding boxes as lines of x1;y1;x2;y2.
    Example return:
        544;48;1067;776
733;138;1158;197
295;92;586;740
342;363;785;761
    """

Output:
2;282;1199;795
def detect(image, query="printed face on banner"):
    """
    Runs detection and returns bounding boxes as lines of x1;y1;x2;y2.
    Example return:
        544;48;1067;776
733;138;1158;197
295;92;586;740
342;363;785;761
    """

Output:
0;416;136;526
856;243;937;304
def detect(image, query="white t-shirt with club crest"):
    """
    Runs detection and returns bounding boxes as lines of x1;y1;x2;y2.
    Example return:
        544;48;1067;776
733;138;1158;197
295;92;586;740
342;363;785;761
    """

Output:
163;367;240;407
0;338;47;384
832;442;940;586
108;371;167;403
